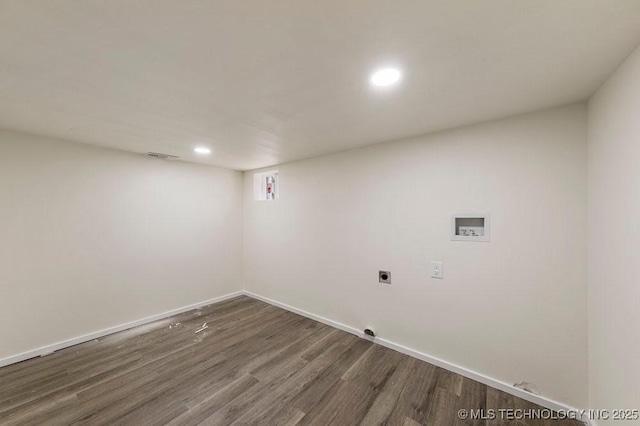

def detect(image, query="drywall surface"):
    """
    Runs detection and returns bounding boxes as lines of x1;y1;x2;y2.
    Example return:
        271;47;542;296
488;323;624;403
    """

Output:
0;130;243;361
244;104;588;407
588;44;640;423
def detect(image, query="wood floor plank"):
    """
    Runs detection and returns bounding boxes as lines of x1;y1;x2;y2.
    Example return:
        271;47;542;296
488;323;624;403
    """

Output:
451;378;486;426
384;358;440;425
359;356;415;426
423;387;458;426
0;296;584;426
287;338;372;414
164;374;260;426
264;404;306;426
248;323;331;382
207;338;367;425
341;343;403;391
486;387;516;426
297;378;378;426
299;329;344;361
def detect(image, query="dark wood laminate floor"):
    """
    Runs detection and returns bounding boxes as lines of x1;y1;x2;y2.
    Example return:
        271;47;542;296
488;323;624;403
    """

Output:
0;296;583;426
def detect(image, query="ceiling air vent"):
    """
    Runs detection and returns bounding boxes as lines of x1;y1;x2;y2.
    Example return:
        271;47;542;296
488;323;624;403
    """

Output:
143;152;179;160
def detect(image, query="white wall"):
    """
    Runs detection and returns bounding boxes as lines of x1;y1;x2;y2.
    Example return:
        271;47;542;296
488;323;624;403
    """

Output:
0;130;243;361
244;104;588;407
588;45;640;422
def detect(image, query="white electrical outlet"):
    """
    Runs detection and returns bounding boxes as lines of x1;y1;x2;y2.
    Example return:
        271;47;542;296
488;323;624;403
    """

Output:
431;261;443;279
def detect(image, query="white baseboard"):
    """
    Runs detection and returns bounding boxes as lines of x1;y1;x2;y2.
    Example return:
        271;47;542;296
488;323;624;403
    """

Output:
242;290;590;425
0;289;590;424
0;291;244;368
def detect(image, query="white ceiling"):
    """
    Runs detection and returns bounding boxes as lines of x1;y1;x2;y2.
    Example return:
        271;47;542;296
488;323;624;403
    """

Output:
1;1;640;170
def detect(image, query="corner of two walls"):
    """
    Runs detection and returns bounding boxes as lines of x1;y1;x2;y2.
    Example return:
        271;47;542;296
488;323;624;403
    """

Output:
241;103;589;408
0;130;244;362
587;43;640;424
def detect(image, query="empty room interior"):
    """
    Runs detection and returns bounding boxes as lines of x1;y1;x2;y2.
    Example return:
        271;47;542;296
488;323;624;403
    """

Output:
1;1;639;425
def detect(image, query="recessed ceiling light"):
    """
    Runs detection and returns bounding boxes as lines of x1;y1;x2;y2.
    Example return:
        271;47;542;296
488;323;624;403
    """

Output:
370;68;401;87
194;147;211;155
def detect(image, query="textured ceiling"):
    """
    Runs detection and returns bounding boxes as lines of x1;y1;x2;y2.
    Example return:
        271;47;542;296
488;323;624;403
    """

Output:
1;1;640;170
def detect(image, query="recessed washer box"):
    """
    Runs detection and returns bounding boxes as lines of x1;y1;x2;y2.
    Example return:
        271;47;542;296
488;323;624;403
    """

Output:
451;213;490;242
